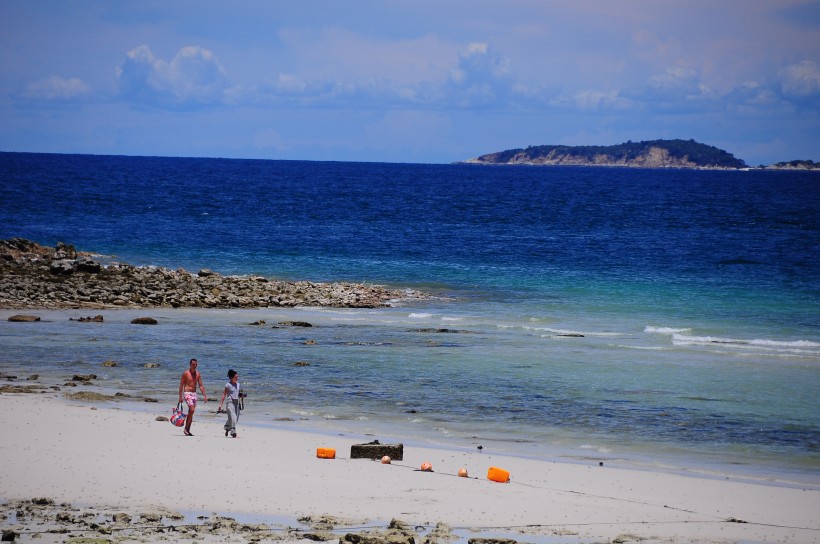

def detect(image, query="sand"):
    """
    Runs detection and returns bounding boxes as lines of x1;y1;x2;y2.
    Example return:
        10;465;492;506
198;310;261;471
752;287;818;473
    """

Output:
1;387;818;543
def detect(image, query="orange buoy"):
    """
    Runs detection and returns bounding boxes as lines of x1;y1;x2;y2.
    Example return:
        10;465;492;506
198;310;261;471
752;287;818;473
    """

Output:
487;466;510;483
316;447;336;459
457;468;468;478
420;462;433;472
381;455;391;464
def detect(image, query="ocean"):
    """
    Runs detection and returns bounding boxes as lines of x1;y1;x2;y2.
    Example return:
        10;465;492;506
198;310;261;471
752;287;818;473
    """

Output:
1;152;818;484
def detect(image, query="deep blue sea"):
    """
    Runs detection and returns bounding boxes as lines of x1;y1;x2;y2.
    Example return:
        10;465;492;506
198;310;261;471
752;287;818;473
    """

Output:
1;152;819;483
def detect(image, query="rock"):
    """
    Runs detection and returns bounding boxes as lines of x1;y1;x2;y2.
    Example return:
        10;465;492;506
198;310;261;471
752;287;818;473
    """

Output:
350;441;404;461
156;416;169;422
131;317;158;325
279;321;313;327
0;384;48;393
72;374;97;382
102;360;118;367
1;530;17;541
293;361;311;367
342;526;417;544
55;512;73;523
303;532;337;541
64;392;115;401
112;513;131;524
0;239;430;310
26;374;39;381
142;363;160;368
424;522;458;543
72;315;104;322
54;242;77;259
75;256;101;273
49;259;76;275
8;315;40;322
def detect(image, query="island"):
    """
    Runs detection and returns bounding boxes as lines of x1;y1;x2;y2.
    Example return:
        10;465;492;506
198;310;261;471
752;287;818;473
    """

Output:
461;139;747;169
764;159;820;170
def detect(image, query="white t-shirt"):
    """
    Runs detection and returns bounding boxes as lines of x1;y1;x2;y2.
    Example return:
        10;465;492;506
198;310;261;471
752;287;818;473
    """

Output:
225;381;240;401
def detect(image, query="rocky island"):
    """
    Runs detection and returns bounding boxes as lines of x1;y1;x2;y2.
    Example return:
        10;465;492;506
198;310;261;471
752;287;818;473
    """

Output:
462;138;748;169
764;159;820;170
0;238;428;310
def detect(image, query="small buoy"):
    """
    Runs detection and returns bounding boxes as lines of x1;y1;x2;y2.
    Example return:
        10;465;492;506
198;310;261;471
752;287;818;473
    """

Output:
477;445;483;451
458;467;468;477
420;462;433;472
381;455;391;464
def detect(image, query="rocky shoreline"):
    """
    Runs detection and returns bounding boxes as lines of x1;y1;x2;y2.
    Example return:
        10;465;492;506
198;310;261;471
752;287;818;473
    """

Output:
0;238;429;310
1;497;476;544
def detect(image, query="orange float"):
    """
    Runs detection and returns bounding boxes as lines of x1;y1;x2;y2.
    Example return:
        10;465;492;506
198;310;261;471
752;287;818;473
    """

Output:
381;455;391;464
420;462;433;472
457;468;469;478
316;447;336;459
487;466;510;483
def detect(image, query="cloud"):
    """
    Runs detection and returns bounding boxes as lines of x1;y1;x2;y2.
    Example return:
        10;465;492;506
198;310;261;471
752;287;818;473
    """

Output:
23;76;91;101
613;66;722;115
778;60;820;106
115;45;236;109
720;60;820;114
447;42;512;107
571;89;630;112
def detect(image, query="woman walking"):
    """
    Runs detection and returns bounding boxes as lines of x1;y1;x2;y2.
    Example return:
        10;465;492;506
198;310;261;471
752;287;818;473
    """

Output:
218;369;241;438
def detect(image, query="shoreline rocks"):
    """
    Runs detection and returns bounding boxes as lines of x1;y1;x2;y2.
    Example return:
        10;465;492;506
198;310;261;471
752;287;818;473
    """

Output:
0;238;430;310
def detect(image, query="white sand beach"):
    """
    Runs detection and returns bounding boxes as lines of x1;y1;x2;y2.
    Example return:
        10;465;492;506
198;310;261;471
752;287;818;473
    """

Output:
1;388;818;543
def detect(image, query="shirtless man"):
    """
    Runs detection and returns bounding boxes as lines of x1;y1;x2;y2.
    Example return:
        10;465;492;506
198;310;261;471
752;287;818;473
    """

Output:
178;358;208;436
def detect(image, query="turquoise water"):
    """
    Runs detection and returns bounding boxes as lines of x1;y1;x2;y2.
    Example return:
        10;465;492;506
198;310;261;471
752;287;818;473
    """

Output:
0;152;818;483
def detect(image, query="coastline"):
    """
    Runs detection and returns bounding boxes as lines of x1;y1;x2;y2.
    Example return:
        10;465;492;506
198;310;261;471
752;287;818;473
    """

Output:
0;238;431;310
2;375;819;543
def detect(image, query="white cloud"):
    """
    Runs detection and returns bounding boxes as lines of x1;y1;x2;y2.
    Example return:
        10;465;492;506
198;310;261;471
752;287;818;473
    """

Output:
450;42;510;86
572;89;629;111
23;75;90;100
446;42;512;108
778;60;820;99
115;45;236;109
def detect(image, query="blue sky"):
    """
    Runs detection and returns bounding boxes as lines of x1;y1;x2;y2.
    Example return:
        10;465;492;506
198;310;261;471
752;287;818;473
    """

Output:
1;1;819;165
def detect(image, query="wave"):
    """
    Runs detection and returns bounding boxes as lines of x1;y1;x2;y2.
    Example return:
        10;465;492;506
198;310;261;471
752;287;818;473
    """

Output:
408;312;433;319
671;333;820;355
645;326;692;334
530;327;622;337
613;344;668;351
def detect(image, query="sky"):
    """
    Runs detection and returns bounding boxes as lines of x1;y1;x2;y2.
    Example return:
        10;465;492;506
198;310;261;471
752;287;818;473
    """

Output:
1;1;819;166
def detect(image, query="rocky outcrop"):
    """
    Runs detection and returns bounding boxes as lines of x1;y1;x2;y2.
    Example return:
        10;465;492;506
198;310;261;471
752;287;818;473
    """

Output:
0;239;428;310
